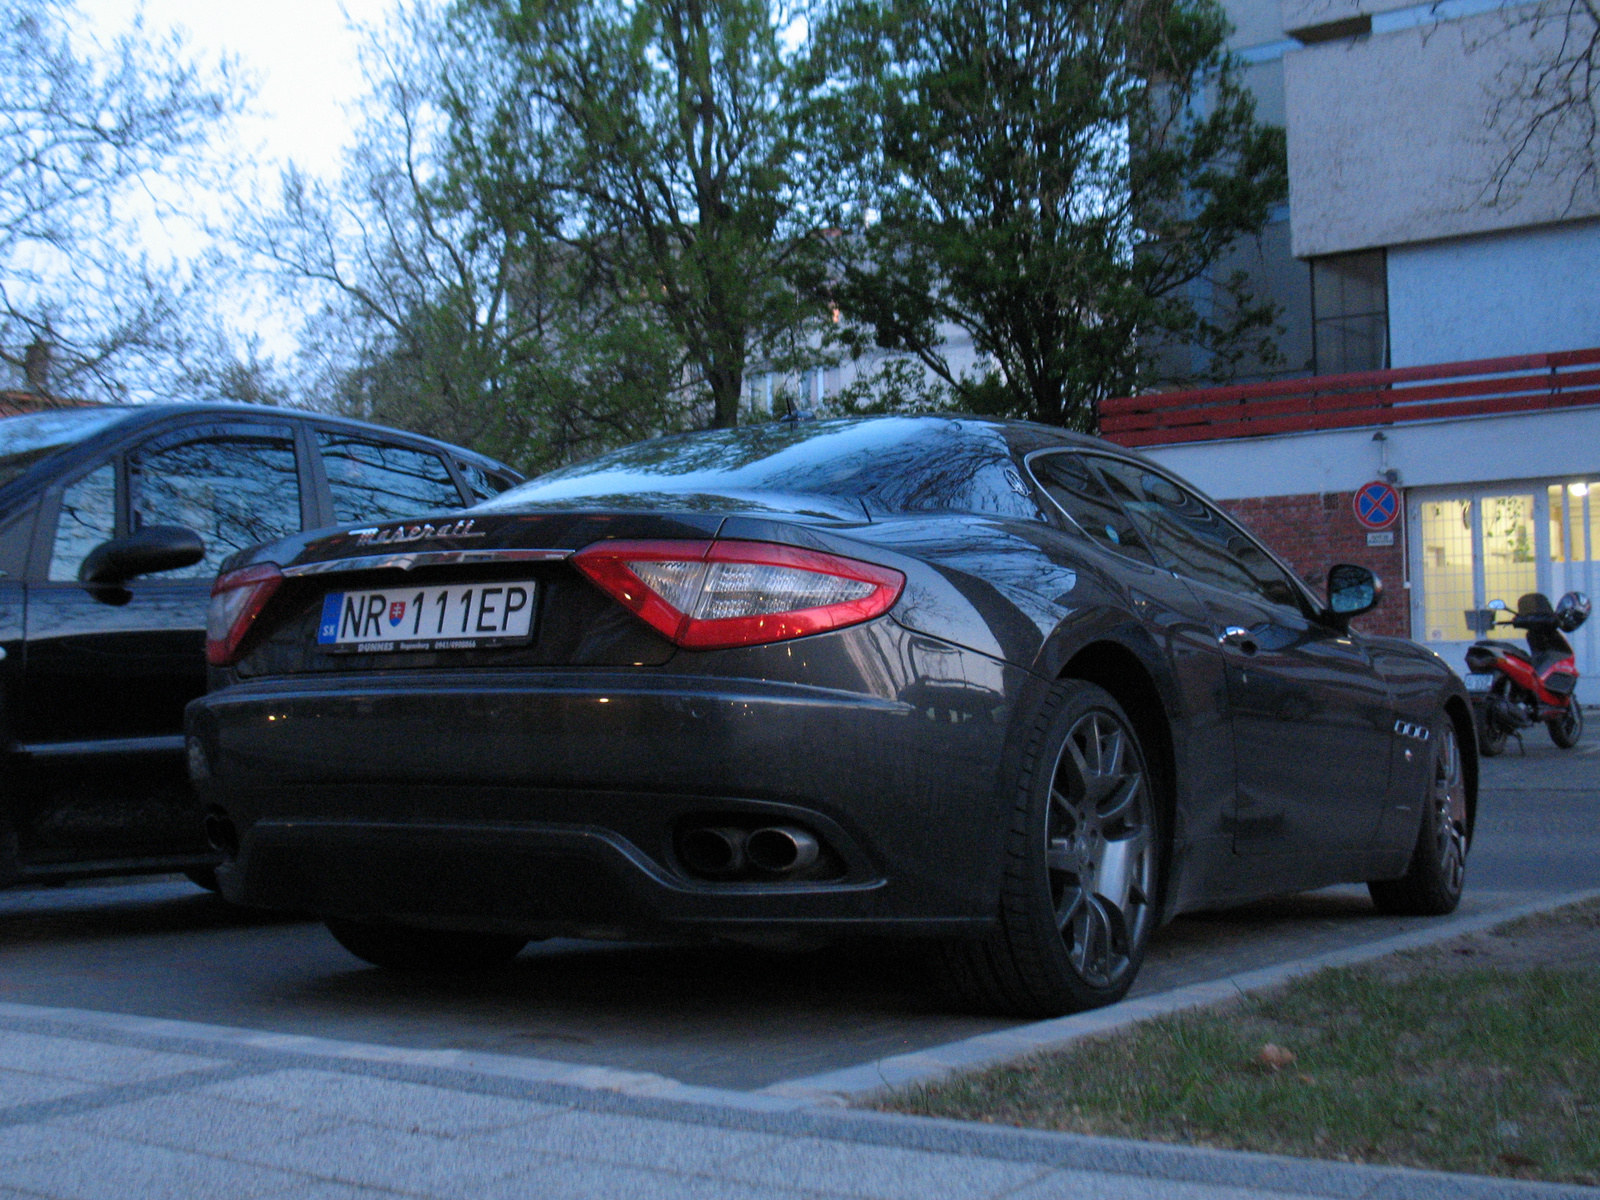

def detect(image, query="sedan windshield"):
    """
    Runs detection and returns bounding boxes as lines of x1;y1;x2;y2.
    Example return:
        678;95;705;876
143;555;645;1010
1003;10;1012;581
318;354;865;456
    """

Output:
0;408;131;489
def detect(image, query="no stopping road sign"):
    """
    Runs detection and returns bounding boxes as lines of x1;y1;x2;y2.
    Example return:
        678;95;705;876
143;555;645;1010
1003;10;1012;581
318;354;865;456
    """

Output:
1353;480;1400;530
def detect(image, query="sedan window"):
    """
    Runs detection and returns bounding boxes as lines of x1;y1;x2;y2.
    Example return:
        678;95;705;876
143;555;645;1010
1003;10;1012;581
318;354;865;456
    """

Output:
1028;453;1154;565
47;463;116;581
1089;456;1303;610
132;437;302;578
456;460;516;503
318;433;462;523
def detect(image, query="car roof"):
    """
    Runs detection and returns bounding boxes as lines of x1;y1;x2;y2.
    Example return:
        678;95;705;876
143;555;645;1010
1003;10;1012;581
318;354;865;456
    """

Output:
0;403;520;518
504;414;1137;490
482;413;1147;522
84;403;515;470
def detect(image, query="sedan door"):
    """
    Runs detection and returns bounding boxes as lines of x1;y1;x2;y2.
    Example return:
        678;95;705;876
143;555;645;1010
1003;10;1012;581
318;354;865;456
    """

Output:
16;421;309;865
1089;456;1395;863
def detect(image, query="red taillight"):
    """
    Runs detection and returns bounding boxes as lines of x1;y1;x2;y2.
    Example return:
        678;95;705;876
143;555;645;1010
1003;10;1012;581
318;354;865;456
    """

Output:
205;563;284;666
571;539;905;650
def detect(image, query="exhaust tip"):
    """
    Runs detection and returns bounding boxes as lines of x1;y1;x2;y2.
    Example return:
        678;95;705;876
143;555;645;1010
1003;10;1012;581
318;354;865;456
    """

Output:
204;812;239;859
746;826;820;875
678;827;747;876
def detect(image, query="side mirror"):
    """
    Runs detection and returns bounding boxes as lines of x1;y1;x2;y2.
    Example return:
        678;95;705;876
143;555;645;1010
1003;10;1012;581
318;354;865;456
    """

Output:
79;526;205;606
1487;598;1508;611
1326;563;1382;620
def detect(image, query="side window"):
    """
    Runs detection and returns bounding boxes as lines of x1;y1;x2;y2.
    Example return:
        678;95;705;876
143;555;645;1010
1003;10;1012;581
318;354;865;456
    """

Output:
132;437;302;578
48;464;116;582
318;433;463;523
1089;457;1303;609
1229;536;1306;609
1027;453;1154;564
456;460;516;503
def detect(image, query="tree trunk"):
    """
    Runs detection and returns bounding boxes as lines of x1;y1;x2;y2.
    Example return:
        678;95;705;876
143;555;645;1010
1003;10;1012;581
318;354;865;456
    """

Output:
709;366;742;428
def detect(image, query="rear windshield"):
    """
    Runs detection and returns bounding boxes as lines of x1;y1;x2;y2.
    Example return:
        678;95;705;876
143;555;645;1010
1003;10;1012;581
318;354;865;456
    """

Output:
0;408;130;490
476;418;1042;520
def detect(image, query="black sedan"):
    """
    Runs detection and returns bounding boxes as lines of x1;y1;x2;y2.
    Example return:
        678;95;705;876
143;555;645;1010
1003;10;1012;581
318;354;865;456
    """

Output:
0;403;519;891
186;417;1474;1015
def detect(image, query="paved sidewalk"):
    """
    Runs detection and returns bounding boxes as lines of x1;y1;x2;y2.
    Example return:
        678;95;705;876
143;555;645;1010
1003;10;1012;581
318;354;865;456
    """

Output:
0;1004;1591;1200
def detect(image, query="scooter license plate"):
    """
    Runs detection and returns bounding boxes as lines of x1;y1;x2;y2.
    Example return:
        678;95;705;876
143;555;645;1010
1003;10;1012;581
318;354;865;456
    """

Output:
1465;673;1494;692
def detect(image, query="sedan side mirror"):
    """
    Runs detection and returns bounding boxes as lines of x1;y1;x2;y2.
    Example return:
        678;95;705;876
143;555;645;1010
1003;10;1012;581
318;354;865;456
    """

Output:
1326;563;1382;621
79;526;205;606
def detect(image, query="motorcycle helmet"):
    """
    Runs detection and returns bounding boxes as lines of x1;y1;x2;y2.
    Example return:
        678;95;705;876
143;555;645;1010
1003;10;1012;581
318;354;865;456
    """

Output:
1557;591;1591;632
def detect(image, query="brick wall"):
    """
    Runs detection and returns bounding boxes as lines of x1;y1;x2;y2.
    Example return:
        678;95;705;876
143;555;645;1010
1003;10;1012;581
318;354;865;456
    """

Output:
1220;490;1409;638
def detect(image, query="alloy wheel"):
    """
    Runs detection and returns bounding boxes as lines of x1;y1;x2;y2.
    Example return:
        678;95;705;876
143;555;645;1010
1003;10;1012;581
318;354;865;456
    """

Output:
1045;710;1155;989
1432;726;1469;892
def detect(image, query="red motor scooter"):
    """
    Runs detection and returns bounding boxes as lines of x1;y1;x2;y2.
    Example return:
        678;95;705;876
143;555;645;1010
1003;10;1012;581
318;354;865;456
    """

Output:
1464;591;1590;756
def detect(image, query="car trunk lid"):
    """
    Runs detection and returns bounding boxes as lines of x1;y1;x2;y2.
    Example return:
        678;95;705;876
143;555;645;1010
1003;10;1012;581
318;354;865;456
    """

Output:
232;511;730;677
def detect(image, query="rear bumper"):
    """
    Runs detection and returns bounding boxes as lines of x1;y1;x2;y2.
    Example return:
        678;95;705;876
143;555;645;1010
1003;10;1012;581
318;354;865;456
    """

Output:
187;634;1041;938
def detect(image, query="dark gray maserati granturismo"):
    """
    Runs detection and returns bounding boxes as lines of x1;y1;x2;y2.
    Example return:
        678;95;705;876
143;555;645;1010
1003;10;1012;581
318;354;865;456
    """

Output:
183;416;1474;1016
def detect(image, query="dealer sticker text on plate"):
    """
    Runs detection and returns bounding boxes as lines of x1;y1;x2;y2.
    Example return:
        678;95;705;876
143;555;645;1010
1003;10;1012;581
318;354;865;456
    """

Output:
317;581;536;653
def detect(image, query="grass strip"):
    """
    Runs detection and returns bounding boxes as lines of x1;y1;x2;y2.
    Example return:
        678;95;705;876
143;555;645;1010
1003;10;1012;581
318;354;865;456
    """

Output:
882;905;1600;1185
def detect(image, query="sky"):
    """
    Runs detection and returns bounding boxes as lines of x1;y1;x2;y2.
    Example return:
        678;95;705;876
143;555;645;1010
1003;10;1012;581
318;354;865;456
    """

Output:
78;0;400;181
67;1;405;365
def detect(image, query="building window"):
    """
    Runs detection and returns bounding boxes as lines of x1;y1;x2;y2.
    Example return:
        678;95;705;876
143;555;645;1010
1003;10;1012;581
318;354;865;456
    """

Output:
1311;249;1388;375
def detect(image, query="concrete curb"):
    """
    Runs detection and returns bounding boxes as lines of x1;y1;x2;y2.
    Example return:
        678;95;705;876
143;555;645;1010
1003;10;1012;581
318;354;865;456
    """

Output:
1;885;1591;1119
0;996;1592;1198
758;884;1600;1105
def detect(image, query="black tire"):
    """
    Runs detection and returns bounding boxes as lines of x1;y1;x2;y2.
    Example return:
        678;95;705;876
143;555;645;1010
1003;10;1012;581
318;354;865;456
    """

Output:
1369;718;1468;916
324;918;527;973
183;866;221;893
937;681;1162;1018
1549;701;1583;749
1476;710;1507;757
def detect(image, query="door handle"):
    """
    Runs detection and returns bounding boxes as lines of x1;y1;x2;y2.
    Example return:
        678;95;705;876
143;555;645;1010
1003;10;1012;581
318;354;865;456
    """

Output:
1219;626;1258;654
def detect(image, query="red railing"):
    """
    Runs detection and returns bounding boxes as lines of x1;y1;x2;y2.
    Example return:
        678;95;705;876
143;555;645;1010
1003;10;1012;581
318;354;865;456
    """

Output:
1099;347;1600;447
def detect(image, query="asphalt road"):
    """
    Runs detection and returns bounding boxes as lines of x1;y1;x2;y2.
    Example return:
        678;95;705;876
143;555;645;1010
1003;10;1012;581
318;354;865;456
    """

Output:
0;735;1592;1092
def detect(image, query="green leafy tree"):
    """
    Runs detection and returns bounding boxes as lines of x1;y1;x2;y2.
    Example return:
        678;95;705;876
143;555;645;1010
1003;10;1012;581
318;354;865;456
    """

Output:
457;0;828;428
802;0;1288;429
246;3;684;472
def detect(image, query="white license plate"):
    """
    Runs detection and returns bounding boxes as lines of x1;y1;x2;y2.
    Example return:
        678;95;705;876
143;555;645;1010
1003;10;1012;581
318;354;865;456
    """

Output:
1465;672;1494;692
317;581;536;653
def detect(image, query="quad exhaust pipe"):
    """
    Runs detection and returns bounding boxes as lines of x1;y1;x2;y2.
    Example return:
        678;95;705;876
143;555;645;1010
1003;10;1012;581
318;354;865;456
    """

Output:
678;824;821;878
678;826;748;876
745;826;819;874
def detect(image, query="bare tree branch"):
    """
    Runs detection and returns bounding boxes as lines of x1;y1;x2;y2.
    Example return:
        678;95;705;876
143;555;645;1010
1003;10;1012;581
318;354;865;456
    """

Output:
1479;0;1600;211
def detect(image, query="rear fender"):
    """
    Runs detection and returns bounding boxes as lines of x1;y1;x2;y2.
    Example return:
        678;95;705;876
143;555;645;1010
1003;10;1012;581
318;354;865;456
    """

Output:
722;513;1072;666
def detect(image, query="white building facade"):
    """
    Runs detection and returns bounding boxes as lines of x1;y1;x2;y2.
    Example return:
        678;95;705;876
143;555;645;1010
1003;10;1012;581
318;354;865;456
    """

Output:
1112;0;1600;698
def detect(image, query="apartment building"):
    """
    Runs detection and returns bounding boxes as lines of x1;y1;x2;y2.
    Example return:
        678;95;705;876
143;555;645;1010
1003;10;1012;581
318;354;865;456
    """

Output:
1111;0;1600;696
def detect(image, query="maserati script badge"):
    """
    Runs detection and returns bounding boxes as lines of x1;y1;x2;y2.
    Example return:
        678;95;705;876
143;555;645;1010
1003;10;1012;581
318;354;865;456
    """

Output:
349;519;486;547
